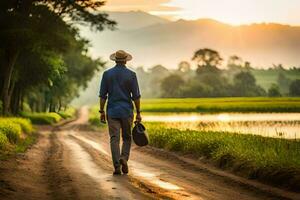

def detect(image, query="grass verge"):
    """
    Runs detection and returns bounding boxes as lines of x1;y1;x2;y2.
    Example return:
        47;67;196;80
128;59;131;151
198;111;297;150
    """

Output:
20;112;62;125
0;117;36;160
58;107;76;119
141;97;300;113
146;122;300;191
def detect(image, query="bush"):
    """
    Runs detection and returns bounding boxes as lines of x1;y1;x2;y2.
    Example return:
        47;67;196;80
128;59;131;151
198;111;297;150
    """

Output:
268;84;281;97
8;118;33;134
20;112;62;125
0;132;9;150
58;107;76;119
0;120;22;144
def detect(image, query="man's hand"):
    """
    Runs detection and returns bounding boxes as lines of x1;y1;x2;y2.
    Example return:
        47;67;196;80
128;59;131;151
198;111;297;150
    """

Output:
135;113;142;123
100;111;106;124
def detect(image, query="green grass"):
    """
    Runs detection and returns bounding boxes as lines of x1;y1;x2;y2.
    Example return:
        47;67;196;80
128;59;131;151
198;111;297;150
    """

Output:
0;117;35;158
8;118;34;134
14;133;37;153
20;112;62;124
146;122;300;191
88;107;106;128
141;97;300;113
0;131;9;150
58;107;76;119
0;119;22;144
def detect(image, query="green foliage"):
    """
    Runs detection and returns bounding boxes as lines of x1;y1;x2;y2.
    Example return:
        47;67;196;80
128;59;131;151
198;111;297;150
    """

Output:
0;120;22;144
21;112;62;125
146;123;300;189
0;0;114;115
268;84;281;97
0;132;9;150
88;107;106;128
0;117;35;158
250;68;300;92
289;79;300;96
8;118;34;134
161;74;185;97
58;107;76;119
232;71;266;97
141;98;300;113
15;133;37;153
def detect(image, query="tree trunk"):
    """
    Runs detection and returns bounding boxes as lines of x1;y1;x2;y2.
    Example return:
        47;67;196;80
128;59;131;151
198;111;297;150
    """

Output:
1;49;19;115
20;92;24;112
11;85;21;115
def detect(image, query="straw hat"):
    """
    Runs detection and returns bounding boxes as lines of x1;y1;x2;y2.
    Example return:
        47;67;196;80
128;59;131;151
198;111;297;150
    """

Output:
110;50;132;61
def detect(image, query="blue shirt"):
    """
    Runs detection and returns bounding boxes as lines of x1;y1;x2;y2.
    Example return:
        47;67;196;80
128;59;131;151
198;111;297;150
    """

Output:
99;64;141;118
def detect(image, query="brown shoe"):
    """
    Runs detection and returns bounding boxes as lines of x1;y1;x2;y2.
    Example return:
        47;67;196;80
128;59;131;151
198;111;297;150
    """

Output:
113;166;121;175
119;158;128;174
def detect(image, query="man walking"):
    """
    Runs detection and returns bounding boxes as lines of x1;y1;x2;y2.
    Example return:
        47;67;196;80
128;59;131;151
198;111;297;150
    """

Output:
99;50;142;175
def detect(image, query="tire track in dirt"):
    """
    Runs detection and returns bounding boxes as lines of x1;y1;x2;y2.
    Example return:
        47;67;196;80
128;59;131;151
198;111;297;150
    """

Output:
68;133;175;200
44;132;79;200
70;133;195;199
73;130;300;200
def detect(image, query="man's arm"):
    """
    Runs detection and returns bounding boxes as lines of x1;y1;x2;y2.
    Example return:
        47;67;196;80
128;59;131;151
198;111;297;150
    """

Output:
134;98;141;122
99;98;107;123
99;72;108;123
131;73;142;122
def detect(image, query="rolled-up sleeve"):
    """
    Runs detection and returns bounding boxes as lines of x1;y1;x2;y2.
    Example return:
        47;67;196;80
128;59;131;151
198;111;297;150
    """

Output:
131;73;141;100
99;72;108;99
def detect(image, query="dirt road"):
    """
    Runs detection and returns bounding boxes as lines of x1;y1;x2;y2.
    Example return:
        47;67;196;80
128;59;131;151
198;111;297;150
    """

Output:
1;107;299;200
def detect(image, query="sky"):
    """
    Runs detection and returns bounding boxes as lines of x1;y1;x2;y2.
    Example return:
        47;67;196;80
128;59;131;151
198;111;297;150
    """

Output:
102;0;300;25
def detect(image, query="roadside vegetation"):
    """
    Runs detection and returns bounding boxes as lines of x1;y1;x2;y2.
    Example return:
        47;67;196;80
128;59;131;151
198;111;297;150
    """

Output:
0;117;35;159
146;122;300;191
141;97;300;113
88;107;106;128
18;107;76;125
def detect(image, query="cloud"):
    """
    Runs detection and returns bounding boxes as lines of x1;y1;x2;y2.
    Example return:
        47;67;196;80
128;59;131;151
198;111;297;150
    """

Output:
103;0;180;12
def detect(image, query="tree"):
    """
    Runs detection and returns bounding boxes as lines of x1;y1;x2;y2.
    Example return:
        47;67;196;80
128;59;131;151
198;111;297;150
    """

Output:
244;61;253;70
178;61;191;73
180;80;212;98
227;55;243;71
0;0;115;115
192;48;222;74
149;65;170;97
277;72;291;95
232;71;266;96
289;79;300;96
268;84;281;97
161;74;185;97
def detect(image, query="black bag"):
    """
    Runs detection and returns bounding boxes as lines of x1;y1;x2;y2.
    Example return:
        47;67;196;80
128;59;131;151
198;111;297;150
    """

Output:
132;122;149;146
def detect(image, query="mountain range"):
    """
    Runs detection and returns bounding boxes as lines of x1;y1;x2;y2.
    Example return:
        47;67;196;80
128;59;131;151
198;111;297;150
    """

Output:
80;11;300;69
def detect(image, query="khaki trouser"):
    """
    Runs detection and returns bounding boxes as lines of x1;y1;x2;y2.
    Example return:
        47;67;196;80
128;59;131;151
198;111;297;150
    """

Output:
107;117;133;169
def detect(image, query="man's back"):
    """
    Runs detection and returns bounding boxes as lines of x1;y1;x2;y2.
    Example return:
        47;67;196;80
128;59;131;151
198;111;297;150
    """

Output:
99;50;142;175
99;64;140;118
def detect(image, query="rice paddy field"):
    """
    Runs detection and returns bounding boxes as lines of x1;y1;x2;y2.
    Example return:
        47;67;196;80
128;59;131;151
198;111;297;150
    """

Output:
145;122;300;190
89;97;300;189
141;97;300;113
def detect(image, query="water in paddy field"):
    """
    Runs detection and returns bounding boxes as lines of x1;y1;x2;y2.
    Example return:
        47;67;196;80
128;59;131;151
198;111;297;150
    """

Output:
143;113;300;139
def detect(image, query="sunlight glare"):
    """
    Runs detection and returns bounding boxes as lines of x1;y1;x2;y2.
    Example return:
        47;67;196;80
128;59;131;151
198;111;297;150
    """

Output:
217;114;231;122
